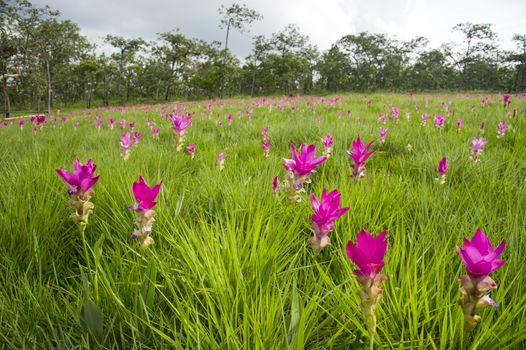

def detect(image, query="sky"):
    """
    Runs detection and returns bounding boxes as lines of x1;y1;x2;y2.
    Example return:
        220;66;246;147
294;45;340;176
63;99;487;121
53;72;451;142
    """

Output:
31;0;526;58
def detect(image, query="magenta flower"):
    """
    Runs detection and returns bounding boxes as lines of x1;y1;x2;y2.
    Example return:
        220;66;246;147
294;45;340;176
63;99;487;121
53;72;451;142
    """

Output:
421;113;429;125
503;95;510;107
131;176;161;213
56;159;99;197
470;137;487;162
438;156;448;174
309;188;349;253
187;143;196;159
133;131;141;143
151;127;160;139
262;139;271;158
391;106;400;117
272;176;279;195
497;121;507;138
346;229;387;279
119;119;126;129
262;128;268;140
130;176;162;249
457;229;505;280
170;114;192;134
379;127;389;143
109;118;115;130
347;135;376;180
120;132;137;160
321;134;333;148
457;228;506;330
377;113;387;124
218;152;226;170
456;119;463;132
283;144;327;177
19;119;25;129
434;114;446;129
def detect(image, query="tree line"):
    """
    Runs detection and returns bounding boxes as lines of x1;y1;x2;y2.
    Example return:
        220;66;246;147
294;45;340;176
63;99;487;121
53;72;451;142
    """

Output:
1;0;525;117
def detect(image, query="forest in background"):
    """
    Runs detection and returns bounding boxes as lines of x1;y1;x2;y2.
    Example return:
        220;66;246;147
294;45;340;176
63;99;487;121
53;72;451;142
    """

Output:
1;0;526;117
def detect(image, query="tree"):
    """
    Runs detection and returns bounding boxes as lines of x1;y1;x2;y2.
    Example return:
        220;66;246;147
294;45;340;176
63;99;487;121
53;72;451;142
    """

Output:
452;23;497;89
104;35;145;101
218;3;262;51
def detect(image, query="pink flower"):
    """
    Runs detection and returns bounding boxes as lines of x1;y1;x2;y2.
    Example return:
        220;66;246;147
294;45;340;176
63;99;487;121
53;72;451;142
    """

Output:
347;135;376;180
262;139;271;158
471;137;487;153
321;134;333;148
187;144;196;154
438;156;448;174
456;119;463;132
497;121;507;138
109;118;115;129
283;144;327;177
346;229;388;279
262;128;268;139
119;119;126;129
56;159;99;196
434;114;446;129
131;176;162;213
379;127;389;143
309;188;349;253
272;176;279;195
129;121;135;130
311;188;349;238
421;113;429;123
170;114;192;134
120;132;136;150
456;229;505;280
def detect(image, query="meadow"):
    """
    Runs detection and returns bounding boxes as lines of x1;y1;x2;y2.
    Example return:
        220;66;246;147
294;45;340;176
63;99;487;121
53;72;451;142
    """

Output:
0;93;525;349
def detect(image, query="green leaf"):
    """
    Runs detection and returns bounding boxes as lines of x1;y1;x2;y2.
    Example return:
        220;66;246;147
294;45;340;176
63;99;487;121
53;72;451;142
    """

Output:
79;300;104;344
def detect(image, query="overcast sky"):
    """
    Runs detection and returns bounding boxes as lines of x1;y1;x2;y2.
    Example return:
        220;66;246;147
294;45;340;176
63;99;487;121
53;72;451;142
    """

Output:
32;0;526;58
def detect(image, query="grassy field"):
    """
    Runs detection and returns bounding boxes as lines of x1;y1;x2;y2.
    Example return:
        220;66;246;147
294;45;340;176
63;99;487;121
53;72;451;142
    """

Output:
0;93;525;349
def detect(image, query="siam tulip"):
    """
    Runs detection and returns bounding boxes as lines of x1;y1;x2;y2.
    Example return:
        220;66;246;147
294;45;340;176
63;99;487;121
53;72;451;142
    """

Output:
133;131;141;144
470;137;487;163
262;139;271;158
282;144;327;202
391;107;400;122
496;121;507;138
96;119;102;131
262;128;268;140
227;114;233;125
421;113;429;126
19;119;25;130
503;95;510;108
170;114;192;151
120;132;137;160
457;229;505;331
151;127;160;139
217;152;226;171
347;136;377;181
346;229;388;349
434;114;446;129
436;156;448;184
272;176;279;196
129;121;135;130
379;127;389;144
456;119;463;133
377;113;387;124
321;134;334;157
130;176;162;250
119;119;126;129
315;115;321;124
109;118;115;130
187;144;196;159
309;189;349;254
56;159;99;229
480;122;486;135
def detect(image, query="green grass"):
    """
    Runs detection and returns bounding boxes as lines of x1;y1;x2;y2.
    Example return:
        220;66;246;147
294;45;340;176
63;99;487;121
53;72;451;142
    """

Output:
0;93;525;349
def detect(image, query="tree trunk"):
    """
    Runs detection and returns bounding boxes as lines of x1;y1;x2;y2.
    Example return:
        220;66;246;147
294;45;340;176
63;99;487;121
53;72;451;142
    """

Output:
164;59;177;101
2;76;10;119
45;56;52;115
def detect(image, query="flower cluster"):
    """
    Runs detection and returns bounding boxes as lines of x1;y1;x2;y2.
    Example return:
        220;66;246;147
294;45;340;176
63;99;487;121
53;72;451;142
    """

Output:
457;229;505;331
282;144;326;201
56;159;99;229
309;189;349;253
347;136;376;181
130;176;162;249
169;113;192;151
